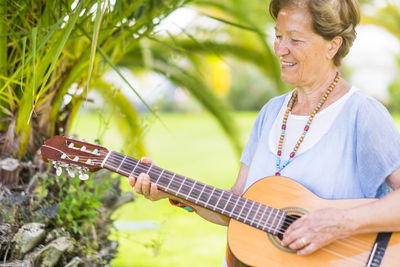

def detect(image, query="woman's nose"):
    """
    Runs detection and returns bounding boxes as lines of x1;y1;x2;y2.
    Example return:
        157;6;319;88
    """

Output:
274;39;289;58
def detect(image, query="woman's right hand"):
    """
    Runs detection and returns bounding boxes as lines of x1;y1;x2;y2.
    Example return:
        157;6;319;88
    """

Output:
128;157;170;201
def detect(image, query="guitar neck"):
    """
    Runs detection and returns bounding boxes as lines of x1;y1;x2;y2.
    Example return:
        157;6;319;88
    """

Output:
103;151;286;235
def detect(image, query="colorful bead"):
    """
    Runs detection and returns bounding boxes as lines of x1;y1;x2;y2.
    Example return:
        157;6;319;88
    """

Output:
275;72;340;175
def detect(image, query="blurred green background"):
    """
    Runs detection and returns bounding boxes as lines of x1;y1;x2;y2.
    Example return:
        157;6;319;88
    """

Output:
2;0;400;266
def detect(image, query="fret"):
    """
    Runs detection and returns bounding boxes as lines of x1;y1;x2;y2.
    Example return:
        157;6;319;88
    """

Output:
115;155;127;173
250;203;262;228
105;153;119;168
221;193;232;214
195;184;206;204
101;150;113;168
119;159;134;176
146;164;153;174
186;180;197;201
263;207;274;232
213;190;225;211
268;210;280;234
155;169;164;184
166;175;182;194
275;211;285;234
164;173;176;192
256;206;268;229
237;198;248;221
129;160;140;177
176;176;186;197
243;201;255;224
228;196;241;218
205;187;215;209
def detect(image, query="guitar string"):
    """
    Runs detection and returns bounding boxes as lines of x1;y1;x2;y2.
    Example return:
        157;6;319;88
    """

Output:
319;247;368;267
80;154;379;250
55;149;384;260
125;163;386;259
103;154;377;266
43;144;381;257
53;146;340;236
104;155;393;264
102;154;379;255
54;155;385;265
105;154;367;234
105;154;295;226
108;157;396;265
47;146;274;230
49;145;392;266
98;156;301;231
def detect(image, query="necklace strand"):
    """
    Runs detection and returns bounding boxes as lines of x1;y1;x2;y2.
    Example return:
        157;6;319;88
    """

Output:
275;72;341;176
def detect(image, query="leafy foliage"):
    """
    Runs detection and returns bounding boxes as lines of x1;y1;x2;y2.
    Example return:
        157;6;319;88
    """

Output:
38;170;120;249
1;0;188;158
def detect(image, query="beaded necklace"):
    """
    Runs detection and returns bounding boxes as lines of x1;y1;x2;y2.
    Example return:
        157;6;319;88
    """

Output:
275;72;340;176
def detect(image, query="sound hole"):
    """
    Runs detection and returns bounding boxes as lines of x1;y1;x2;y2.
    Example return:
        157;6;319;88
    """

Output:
266;207;307;253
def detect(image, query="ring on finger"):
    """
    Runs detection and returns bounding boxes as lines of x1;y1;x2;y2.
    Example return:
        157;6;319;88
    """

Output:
300;237;308;247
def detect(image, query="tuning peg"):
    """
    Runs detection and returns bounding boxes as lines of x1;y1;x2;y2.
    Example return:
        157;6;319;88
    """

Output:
67;167;76;178
85;159;92;165
80;146;86;151
73;156;79;162
52;161;63;176
56;166;62;176
61;153;67;159
93;149;98;155
79;173;89;180
68;143;75;148
78;167;89;180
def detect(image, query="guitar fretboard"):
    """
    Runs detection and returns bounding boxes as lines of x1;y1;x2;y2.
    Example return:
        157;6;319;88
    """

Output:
104;151;286;236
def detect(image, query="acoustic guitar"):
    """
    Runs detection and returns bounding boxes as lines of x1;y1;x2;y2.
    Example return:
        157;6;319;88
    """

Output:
40;136;400;267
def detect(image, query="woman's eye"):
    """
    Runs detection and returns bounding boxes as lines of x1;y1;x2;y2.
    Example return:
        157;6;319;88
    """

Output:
291;38;301;43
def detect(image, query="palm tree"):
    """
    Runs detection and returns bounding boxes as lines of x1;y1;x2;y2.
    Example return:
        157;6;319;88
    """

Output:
0;0;203;264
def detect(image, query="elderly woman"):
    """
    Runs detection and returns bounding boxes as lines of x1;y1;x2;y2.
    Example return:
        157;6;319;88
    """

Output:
129;0;400;262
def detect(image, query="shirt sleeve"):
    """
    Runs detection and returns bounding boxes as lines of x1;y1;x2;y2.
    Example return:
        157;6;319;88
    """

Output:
240;103;270;167
356;96;400;198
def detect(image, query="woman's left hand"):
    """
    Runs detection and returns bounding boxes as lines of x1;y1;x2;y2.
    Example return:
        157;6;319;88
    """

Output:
281;208;353;255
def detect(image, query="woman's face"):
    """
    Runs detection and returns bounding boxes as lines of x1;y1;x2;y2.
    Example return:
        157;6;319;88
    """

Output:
274;8;334;87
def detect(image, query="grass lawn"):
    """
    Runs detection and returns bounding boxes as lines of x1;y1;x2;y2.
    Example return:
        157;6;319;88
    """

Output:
71;111;257;267
71;111;400;267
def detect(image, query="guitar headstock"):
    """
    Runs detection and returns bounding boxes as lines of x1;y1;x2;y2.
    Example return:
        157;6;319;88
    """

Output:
40;136;108;180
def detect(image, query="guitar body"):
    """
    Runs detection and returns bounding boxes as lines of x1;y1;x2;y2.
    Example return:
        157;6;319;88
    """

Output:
227;176;400;267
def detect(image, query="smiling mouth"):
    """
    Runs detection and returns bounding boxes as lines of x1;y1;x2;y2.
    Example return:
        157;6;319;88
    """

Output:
281;61;297;67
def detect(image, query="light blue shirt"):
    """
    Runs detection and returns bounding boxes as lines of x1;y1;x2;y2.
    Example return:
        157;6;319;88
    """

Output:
241;90;400;199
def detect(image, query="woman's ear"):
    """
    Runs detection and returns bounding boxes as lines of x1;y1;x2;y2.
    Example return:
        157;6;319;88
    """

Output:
327;36;343;59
